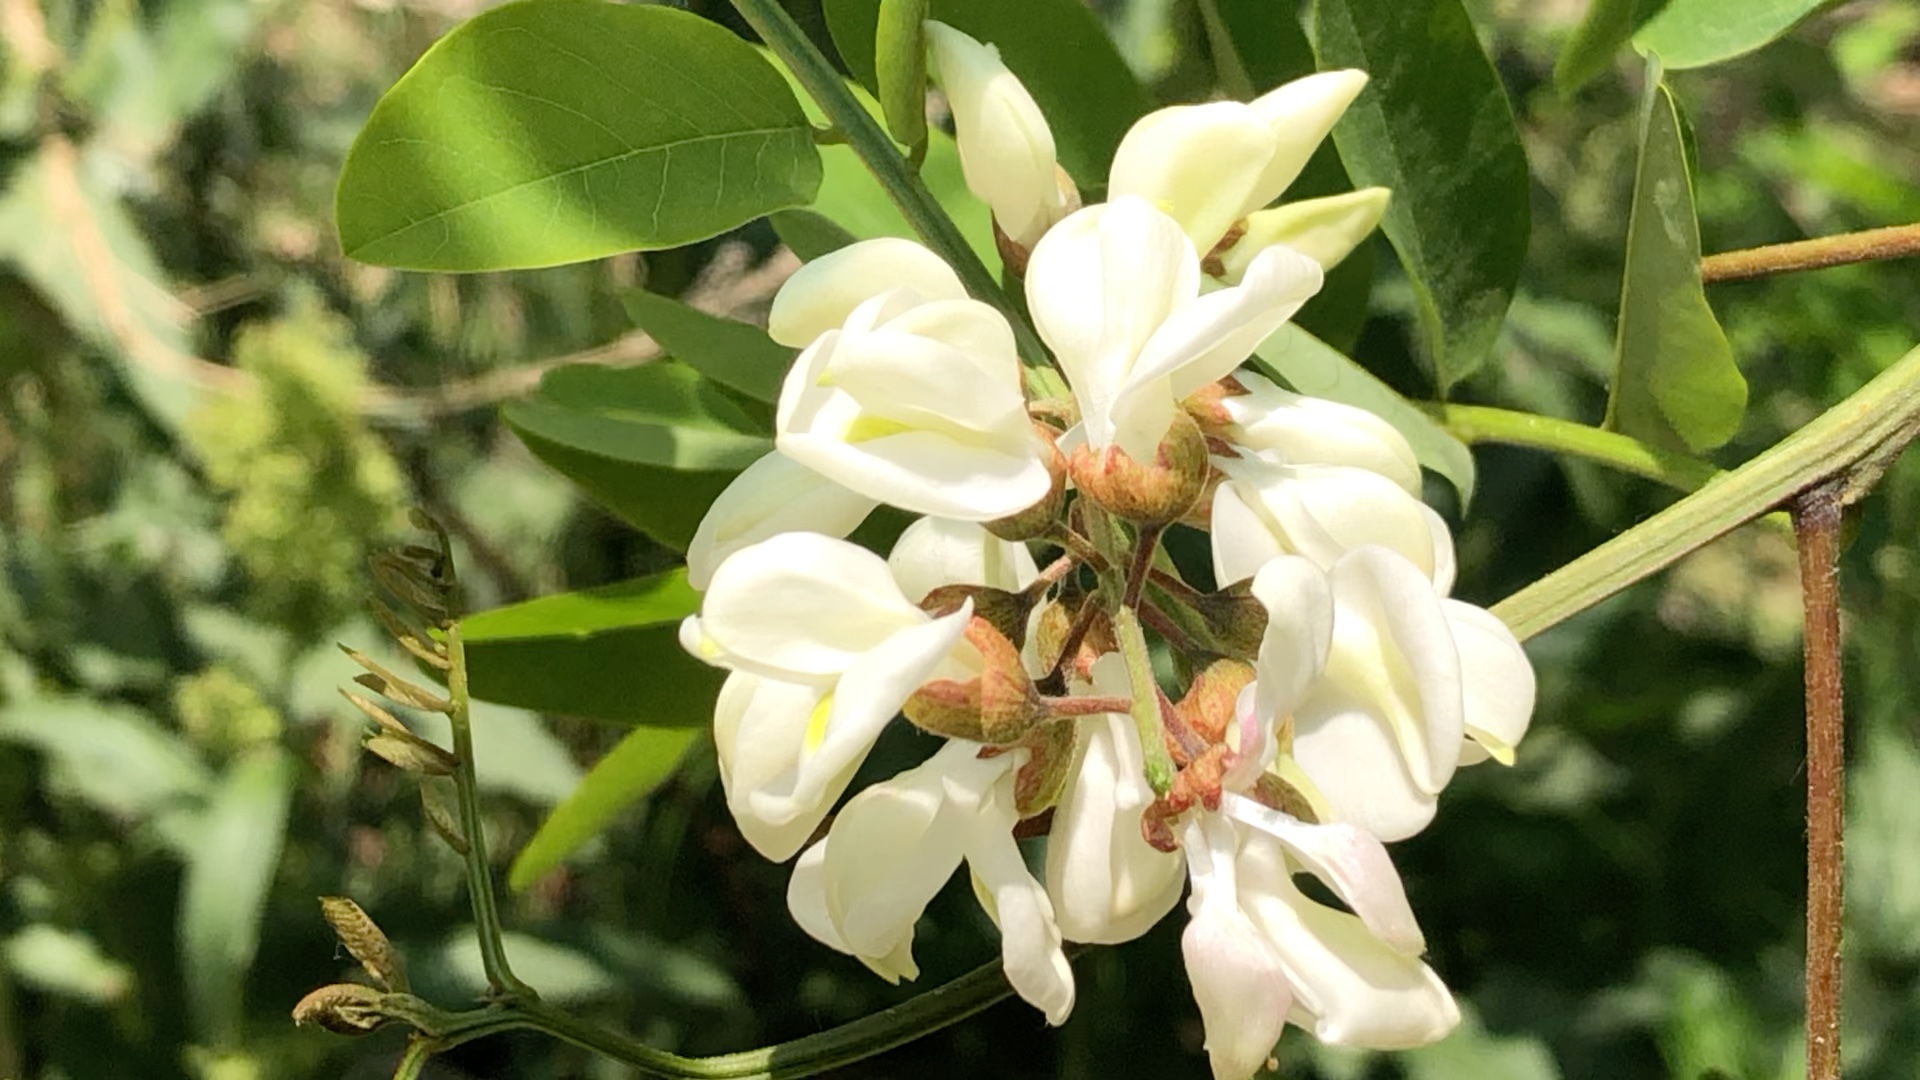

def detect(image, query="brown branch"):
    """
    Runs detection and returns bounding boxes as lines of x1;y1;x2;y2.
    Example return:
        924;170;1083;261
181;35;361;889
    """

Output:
1792;480;1847;1080
1702;223;1920;284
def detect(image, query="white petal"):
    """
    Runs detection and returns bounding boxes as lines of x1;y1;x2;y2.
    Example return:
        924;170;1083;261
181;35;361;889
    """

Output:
1209;479;1288;588
767;238;965;347
1217;457;1438;579
1181;814;1292;1080
925;21;1064;248
1219;794;1423;954
1127;244;1323;403
1249;554;1335;729
1244;71;1369;213
1425;506;1458;597
1443;600;1535;765
1290;696;1438;842
889;516;1040;603
1237;833;1460;1050
686;453;879;591
1215;188;1391;282
715;672;848;861
789;840;920;982
691;533;928;678
780;427;1053;521
969;823;1076;1025
1108;101;1276;252
1045;708;1187;943
1221;371;1421;494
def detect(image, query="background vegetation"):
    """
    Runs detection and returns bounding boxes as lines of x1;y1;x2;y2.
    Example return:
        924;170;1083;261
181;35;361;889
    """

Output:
4;0;1920;1077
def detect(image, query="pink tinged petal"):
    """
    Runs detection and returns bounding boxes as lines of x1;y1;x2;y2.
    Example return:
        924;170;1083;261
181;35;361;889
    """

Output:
686;453;879;591
1128;245;1324;403
925;21;1063;249
1249;554;1335;731
780;428;1053;521
1290;695;1438;841
788;841;920;982
767;238;965;347
1222;371;1421;494
715;672;855;861
1442;600;1535;765
1181;815;1292;1080
1219;794;1424;954
1318;548;1466;796
1236;835;1460;1050
888;516;1040;603
968;820;1076;1025
692;533;929;678
1244;70;1370;214
1108;101;1277;253
1210;479;1288;588
1045;712;1187;943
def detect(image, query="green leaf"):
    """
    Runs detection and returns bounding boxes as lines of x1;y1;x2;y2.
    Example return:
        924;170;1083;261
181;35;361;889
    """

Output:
1635;0;1833;70
1251;324;1476;504
0;697;210;819
875;0;931;153
503;362;771;550
1555;0;1657;92
1602;76;1745;454
509;726;702;890
3;925;134;1005
178;747;295;1046
335;0;823;271
824;0;1151;186
432;931;615;1005
619;290;795;404
770;209;859;261
1311;0;1530;391
459;569;723;727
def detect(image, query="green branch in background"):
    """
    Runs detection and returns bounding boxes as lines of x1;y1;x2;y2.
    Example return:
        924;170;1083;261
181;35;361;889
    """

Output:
1425;402;1722;493
1493;342;1920;642
727;0;1066;397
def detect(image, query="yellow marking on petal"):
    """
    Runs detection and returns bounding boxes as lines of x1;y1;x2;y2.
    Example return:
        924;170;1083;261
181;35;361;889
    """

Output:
692;635;724;661
843;415;914;443
803;692;835;753
1471;732;1517;766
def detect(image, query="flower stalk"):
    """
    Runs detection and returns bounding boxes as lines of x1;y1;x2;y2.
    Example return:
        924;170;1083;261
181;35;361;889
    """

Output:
1794;480;1846;1080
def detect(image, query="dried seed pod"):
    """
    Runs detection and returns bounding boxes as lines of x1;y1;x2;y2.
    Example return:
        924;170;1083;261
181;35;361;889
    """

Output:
291;982;387;1035
364;731;457;777
318;896;407;993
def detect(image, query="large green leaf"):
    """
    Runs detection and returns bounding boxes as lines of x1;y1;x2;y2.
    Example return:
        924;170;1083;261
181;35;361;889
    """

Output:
824;0;1150;187
335;0;822;271
178;747;295;1046
503;362;771;550
509;726;703;890
1635;0;1833;70
1602;77;1745;454
1311;0;1530;391
1251;324;1476;504
459;569;722;727
620;290;795;404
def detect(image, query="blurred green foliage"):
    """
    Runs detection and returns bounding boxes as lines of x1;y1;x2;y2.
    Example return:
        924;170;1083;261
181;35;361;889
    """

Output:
3;1;1920;1079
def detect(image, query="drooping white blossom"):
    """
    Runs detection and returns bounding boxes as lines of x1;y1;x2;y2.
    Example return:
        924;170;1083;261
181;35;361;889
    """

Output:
925;21;1069;249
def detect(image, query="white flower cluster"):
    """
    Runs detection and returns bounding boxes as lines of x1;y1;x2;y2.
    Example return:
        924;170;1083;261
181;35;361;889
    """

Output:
677;23;1535;1080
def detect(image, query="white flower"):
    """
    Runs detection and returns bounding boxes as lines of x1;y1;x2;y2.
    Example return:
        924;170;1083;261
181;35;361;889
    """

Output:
1216;370;1421;493
767;239;1052;520
1210;453;1451;588
925;21;1068;249
1215;188;1392;284
685;453;878;591
786;739;1075;1023
1290;546;1536;841
1025;197;1322;460
1108;70;1369;255
886;515;1038;604
681;533;972;860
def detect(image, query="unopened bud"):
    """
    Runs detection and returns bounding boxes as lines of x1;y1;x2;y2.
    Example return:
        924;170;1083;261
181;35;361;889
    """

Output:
319;896;406;992
1175;659;1257;746
987;423;1069;542
1069;411;1209;525
904;617;1042;743
291;982;387;1036
995;165;1081;278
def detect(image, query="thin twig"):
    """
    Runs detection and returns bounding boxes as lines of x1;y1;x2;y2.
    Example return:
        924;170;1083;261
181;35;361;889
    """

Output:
1792;481;1847;1080
445;619;531;998
1702;223;1920;284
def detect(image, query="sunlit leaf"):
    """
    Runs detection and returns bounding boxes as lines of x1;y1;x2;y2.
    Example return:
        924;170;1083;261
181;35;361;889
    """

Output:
620;290;795;405
1603;75;1745;453
1635;0;1834;70
824;0;1150;186
509;726;702;890
336;0;822;270
1311;0;1530;391
1554;0;1655;92
178;747;294;1045
459;569;722;728
0;697;210;818
3;925;133;1005
503;362;772;550
1251;324;1476;504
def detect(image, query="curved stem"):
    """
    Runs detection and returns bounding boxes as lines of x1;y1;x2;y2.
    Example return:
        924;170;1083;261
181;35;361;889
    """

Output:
729;0;1065;397
1424;403;1721;493
1492;341;1920;642
446;622;530;998
1702;222;1920;284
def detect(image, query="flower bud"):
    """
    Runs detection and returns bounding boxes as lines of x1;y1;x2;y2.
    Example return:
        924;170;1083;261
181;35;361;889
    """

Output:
925;21;1068;250
903;617;1042;743
1069;410;1209;526
986;422;1069;542
1175;659;1257;746
1207;188;1391;284
291;982;387;1036
996;165;1082;277
319;896;406;992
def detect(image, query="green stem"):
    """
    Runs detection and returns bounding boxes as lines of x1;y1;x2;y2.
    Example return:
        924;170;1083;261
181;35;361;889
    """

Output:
391;1038;436;1080
728;0;1065;396
1425;403;1721;493
1492;341;1920;642
446;622;530;998
1113;606;1177;795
